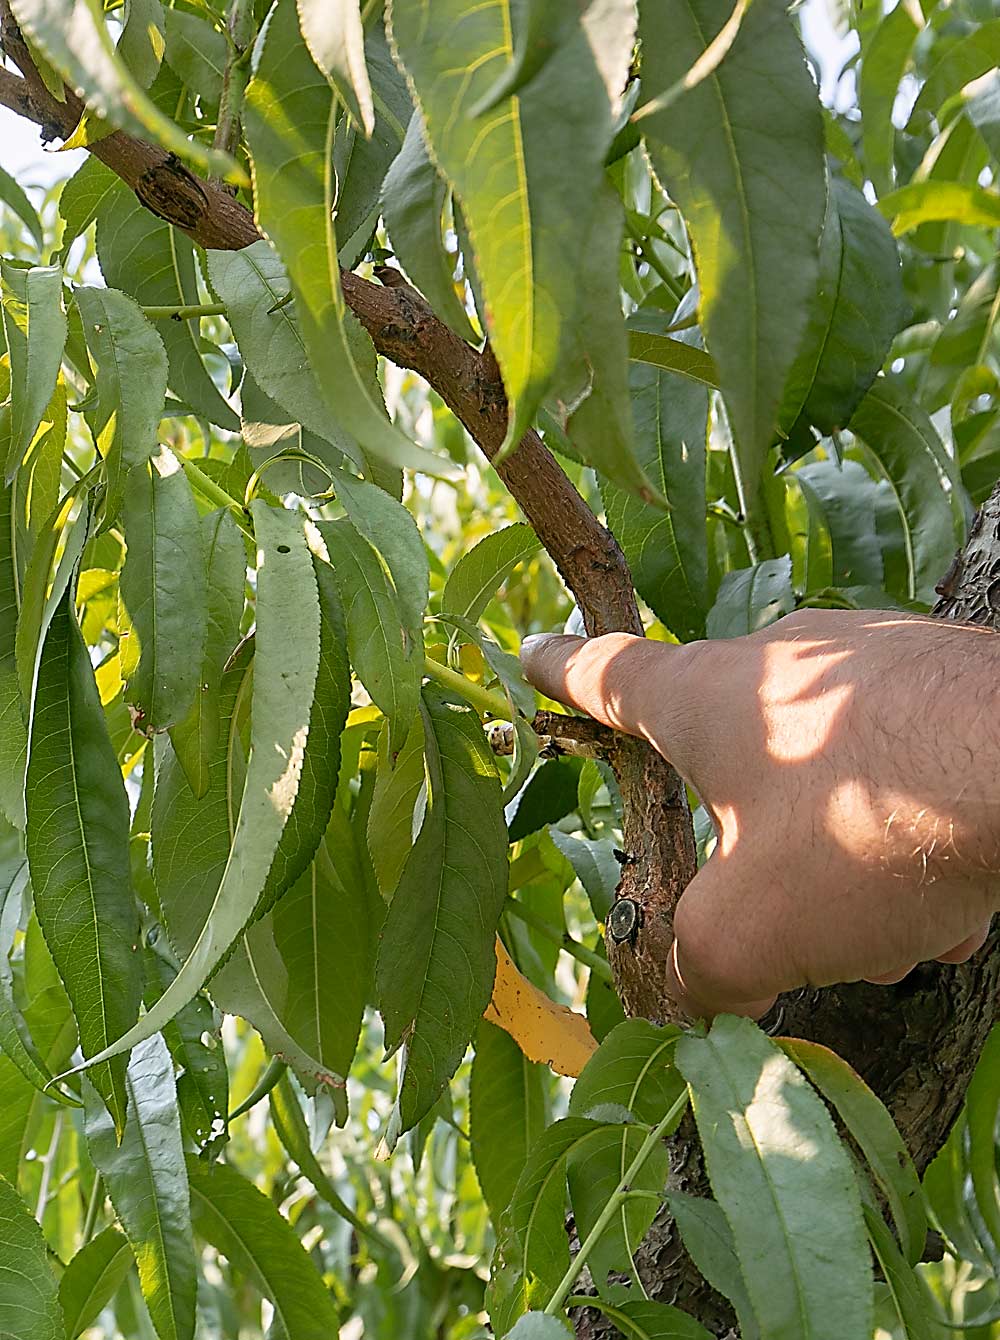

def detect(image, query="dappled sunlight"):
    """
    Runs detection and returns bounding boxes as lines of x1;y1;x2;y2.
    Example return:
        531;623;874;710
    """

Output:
745;1053;821;1163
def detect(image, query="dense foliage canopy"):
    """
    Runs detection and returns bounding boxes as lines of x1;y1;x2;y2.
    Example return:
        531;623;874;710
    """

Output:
0;0;999;1335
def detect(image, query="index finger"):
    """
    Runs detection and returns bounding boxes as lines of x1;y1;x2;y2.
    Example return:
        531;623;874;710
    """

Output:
520;632;685;740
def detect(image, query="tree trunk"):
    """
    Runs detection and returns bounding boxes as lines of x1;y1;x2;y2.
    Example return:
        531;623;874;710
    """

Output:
3;20;999;1333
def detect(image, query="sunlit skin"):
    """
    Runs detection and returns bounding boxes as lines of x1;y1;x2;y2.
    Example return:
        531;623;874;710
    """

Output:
521;609;1000;1021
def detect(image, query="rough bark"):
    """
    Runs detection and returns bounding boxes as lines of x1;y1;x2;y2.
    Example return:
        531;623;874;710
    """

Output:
4;22;1000;1335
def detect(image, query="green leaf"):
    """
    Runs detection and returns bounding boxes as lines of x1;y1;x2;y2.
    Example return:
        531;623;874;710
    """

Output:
119;446;207;733
143;949;228;1156
0;861;69;1098
639;0;825;499
76;285;168;517
59;1227;134;1340
0;1172;63;1340
508;757;583;844
95;184;239;431
244;0;444;477
782;177;906;435
206;242;358;459
0;164;43;248
318;517;421;750
330;23;412;265
676;1015;872;1340
570;1020;684;1126
547;829;620;923
187;1156;342;1338
15;488;89;706
966;70;1000;162
779;1038;926;1267
117;0;165;90
471;1019;547;1230
878;182;1000;236
367;712;425;897
566;1020;683;1290
706;557;795;639
214;810;377;1099
0;261;66;481
490;1115;608;1327
76;502;320;1069
162;8;226;105
390;0;645;472
666;1193;758;1339
627;329;721;391
256;557;351;922
167;508;246;799
382;112;477;342
923;1116;991;1272
376;685;508;1140
859;4;920;193
502;1316;572;1339
442;523;540;626
25;586;141;1134
848;377;966;603
577;1298;715;1340
296;0;373;135
7;0;240;181
908;20;1000;127
863;1203;945;1340
603;329;710;642
332;468;428;656
58;157;119;255
0;479;26;828
84;1032;196;1340
964;1023;1000;1260
269;1073;379;1242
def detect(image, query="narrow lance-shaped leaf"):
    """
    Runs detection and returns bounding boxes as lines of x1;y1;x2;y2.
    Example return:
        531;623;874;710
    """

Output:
0;478;25;827
382;112;478;343
779;1038;926;1266
207;242;360;464
76;285;168;517
0;163;43;248
848;377;967;603
577;1299;716;1340
167;507;246;800
376;685;508;1142
603;325;710;643
367;712;425;897
243;0;446;477
639;0;826;510
667;1193;759;1339
119;445;208;733
84;1032;196;1340
470;1018;547;1230
859;4;920;194
781;177;906;436
0;1173;64;1340
676;1015;873;1340
7;0;241;181
318;516;421;751
69;502;320;1070
25;585;141;1133
0;261;67;481
296;0;374;135
390;0;653;493
59;1227;134;1340
187;1157;342;1337
441;523;540;625
964;1023;1000;1261
96;183;239;431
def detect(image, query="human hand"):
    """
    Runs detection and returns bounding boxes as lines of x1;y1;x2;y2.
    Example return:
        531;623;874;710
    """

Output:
521;610;1000;1021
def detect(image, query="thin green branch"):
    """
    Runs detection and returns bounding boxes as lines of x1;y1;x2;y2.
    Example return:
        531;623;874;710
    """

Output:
212;0;256;170
421;655;512;721
544;1087;690;1317
142;302;227;320
178;456;255;543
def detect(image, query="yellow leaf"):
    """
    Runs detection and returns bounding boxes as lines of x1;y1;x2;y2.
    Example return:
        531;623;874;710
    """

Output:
484;938;598;1078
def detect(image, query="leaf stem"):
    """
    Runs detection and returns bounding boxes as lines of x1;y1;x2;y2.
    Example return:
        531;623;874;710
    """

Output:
421;655;512;721
81;1174;103;1244
141;302;227;320
504;897;613;983
543;1087;690;1317
178;457;255;543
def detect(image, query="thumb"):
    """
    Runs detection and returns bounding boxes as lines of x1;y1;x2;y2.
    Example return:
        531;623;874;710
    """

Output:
666;854;788;1021
520;632;693;742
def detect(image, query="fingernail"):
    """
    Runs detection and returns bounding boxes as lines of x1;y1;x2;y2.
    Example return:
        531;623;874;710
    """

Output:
519;633;556;656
